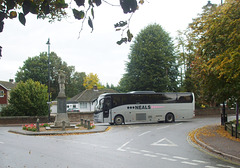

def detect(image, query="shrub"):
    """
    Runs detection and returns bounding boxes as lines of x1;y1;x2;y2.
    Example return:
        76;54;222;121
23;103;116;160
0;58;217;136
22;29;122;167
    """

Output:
6;79;48;116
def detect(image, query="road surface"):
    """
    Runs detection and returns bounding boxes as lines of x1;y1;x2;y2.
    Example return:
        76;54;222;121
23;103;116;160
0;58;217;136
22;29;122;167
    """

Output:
0;116;238;168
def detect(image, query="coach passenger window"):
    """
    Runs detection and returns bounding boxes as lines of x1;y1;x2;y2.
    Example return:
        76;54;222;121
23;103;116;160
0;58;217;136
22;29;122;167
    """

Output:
163;93;177;103
177;93;193;103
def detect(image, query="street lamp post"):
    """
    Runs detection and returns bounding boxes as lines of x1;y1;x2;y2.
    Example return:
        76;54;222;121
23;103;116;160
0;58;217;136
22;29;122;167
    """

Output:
46;38;51;122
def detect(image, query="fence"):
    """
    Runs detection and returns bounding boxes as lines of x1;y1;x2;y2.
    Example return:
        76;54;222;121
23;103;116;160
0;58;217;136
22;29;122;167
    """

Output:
225;122;240;139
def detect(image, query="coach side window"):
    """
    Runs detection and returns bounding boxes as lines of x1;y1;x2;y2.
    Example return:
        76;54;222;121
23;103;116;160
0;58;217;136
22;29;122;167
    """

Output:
177;93;193;103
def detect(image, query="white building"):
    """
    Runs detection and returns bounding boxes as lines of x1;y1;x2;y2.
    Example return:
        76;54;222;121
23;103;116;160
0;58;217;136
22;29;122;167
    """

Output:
66;86;117;112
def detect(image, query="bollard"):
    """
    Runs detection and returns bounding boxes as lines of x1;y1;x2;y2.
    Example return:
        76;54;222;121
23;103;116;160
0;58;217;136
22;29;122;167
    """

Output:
232;124;234;137
87;120;90;130
235;124;238;138
81;119;83;126
224;123;227;131
36;118;40;132
62;121;66;131
84;120;87;128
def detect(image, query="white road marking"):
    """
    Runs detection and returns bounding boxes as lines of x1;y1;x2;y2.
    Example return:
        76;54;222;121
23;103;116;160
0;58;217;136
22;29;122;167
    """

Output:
144;154;157;158
192;160;209;164
117;139;133;152
173;156;189;160
157;126;170;130
50;139;110;149
99;146;109;149
181;161;198;166
128;126;140;129
217;164;236;168
130;151;141;155
140;150;151;153
174;123;183;126
0;141;4;144
138;131;151;136
126;147;137;151
205;166;219;168
161;157;177;162
151;138;178;147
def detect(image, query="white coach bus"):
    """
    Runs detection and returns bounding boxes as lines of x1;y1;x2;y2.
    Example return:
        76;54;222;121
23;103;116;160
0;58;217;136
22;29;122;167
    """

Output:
94;91;195;125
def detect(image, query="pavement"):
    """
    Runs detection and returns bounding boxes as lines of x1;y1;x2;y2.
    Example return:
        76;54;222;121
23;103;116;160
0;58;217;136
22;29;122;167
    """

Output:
190;124;240;165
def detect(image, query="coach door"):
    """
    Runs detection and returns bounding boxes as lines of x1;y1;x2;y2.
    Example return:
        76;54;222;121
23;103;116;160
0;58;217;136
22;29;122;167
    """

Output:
103;96;111;123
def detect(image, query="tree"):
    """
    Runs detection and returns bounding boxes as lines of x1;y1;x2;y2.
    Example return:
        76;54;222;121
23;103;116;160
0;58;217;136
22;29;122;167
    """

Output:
187;0;240;105
119;24;179;92
1;79;48;116
0;0;144;44
67;72;86;97
83;73;104;89
15;52;75;100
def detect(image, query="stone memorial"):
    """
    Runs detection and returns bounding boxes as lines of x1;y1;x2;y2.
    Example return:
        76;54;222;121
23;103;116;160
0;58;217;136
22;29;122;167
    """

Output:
54;70;70;127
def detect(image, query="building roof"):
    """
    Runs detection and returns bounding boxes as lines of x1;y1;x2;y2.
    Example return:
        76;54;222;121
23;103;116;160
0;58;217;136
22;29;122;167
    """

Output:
68;89;118;102
0;80;17;90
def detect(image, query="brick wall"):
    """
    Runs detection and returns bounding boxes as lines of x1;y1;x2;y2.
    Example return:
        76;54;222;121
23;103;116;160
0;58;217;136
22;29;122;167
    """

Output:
67;112;94;122
0;116;55;125
194;108;235;116
0;112;94;125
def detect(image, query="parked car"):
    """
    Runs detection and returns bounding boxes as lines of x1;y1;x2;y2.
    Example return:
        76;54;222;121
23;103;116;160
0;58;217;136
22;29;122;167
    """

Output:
67;108;80;112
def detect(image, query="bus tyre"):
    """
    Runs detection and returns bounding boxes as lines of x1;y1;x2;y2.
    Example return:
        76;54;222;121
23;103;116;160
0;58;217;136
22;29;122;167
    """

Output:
165;113;175;123
114;115;124;125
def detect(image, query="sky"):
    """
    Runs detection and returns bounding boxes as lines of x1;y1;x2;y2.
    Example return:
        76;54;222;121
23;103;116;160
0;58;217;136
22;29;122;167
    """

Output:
0;0;223;86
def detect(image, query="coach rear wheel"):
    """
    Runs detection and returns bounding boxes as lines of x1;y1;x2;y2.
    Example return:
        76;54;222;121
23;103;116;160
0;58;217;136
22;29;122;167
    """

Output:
114;115;124;125
165;113;175;123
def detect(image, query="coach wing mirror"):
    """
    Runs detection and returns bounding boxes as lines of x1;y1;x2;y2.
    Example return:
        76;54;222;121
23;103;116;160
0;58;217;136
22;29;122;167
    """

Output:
92;98;97;104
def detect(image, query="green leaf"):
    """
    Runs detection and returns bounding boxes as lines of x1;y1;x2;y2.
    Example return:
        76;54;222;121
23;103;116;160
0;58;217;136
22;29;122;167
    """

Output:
94;0;101;6
127;29;133;42
72;9;85;20
139;0;144;4
0;12;5;22
88;17;93;32
91;8;94;19
74;0;85;7
120;0;137;14
22;0;30;15
114;21;127;28
9;11;17;19
41;0;50;15
7;0;16;11
0;21;4;32
19;13;26;26
22;0;38;15
88;0;93;6
117;38;127;45
54;0;68;8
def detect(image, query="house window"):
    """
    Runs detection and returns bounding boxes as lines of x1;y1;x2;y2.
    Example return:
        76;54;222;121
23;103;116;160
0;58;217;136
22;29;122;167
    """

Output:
0;90;4;97
80;102;87;109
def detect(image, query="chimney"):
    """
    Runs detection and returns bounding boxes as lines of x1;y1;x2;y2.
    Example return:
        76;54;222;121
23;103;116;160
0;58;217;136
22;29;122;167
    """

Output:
93;85;98;91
